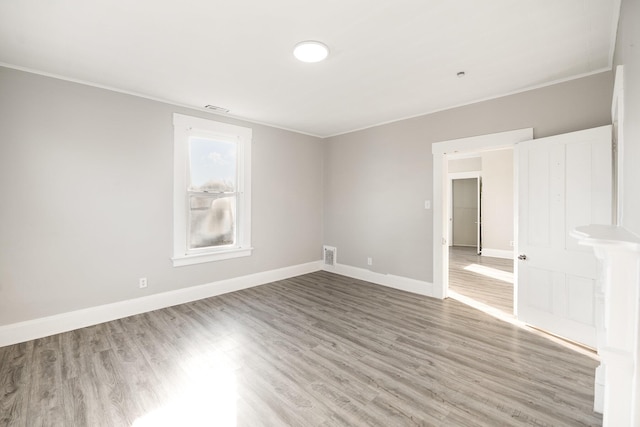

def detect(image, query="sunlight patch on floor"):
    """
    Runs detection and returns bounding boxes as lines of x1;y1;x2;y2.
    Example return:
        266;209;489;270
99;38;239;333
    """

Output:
448;289;598;360
132;350;238;427
463;263;514;283
448;289;514;322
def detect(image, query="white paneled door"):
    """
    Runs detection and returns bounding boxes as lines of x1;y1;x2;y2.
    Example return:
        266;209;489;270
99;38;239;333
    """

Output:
517;126;612;348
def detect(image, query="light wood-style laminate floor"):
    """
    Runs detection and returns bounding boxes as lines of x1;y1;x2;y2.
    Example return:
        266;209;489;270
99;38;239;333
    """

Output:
1;271;601;426
449;246;514;314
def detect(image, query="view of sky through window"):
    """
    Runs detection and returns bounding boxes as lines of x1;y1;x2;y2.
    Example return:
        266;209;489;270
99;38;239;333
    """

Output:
188;137;237;192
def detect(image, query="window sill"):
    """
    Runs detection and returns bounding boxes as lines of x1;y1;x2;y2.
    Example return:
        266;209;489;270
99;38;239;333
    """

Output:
172;247;253;267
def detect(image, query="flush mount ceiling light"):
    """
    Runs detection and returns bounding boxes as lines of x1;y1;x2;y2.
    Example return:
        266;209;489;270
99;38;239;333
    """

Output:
293;41;329;63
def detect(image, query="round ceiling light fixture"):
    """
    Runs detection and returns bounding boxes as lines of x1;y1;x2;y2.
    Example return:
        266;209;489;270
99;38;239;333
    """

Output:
293;41;329;63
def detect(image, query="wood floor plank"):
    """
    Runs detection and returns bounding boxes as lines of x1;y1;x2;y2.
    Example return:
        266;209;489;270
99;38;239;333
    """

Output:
62;373;106;427
449;246;514;314
0;341;33;427
0;271;601;426
25;335;65;427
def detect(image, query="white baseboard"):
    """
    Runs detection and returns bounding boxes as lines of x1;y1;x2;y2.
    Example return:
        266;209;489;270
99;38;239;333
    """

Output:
0;261;323;347
481;248;514;259
324;263;435;297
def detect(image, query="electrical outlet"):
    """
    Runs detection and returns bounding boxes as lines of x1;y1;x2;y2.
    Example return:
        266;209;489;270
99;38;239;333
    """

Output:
139;277;148;288
510;241;515;247
367;257;373;266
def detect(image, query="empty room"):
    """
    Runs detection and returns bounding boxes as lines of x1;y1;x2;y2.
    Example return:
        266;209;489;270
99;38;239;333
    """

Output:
1;0;639;426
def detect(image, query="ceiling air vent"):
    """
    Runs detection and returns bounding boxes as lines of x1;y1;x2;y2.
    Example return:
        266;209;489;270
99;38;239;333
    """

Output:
323;245;337;267
204;105;230;113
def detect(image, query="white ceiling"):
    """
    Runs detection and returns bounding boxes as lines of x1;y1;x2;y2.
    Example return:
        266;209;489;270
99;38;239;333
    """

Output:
0;0;620;137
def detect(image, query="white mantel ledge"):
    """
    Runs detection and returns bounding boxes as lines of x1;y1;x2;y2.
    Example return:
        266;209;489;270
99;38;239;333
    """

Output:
571;224;640;252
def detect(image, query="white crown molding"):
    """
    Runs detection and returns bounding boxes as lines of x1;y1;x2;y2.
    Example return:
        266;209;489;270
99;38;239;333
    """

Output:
1;63;612;140
325;68;612;139
0;63;324;139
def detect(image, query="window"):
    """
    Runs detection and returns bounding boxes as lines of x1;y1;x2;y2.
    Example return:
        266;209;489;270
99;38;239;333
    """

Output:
172;114;252;266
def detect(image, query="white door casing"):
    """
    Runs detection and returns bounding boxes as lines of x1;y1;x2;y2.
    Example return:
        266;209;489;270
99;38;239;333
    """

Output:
433;128;533;299
516;125;612;348
477;176;482;255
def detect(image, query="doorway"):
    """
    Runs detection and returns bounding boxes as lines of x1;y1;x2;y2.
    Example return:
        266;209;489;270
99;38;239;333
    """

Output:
433;126;610;417
431;128;533;302
452;178;478;248
447;152;514;315
449;173;481;254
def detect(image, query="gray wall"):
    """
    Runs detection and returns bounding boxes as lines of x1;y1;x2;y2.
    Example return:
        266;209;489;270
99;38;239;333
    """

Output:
480;149;514;252
614;0;640;236
447;151;514;253
0;64;618;325
448;157;481;173
323;71;613;282
0;67;324;326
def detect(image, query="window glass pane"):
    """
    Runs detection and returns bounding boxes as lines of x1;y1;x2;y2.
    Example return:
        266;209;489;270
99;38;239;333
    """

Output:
188;137;236;192
189;195;236;249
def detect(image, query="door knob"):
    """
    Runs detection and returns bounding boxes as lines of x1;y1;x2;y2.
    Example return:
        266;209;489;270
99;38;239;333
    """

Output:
518;254;527;260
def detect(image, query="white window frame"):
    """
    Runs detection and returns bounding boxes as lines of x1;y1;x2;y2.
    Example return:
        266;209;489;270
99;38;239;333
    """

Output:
172;113;252;267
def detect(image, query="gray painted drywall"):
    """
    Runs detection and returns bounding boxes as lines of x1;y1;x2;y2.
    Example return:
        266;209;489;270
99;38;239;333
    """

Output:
480;149;514;252
0;64;617;325
448;157;481;173
614;0;640;237
447;151;513;252
0;67;324;326
323;71;613;282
